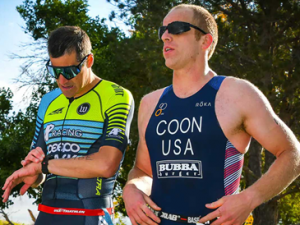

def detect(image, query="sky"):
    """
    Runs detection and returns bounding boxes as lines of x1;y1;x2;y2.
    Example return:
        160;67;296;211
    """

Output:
0;0;124;112
0;0;129;224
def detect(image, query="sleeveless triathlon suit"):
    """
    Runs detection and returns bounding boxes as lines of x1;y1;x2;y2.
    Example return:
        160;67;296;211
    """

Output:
145;76;244;225
31;80;134;225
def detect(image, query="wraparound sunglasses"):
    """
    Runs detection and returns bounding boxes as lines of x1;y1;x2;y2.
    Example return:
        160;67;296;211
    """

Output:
46;54;91;80
158;21;208;40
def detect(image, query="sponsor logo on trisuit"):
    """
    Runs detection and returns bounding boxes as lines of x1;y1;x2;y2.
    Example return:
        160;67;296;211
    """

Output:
111;84;124;96
155;103;168;117
108;128;122;138
195;101;211;107
157;160;203;179
77;103;90;115
48;107;65;115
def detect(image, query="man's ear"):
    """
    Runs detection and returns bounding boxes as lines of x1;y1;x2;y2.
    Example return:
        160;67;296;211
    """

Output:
201;34;213;51
87;54;94;68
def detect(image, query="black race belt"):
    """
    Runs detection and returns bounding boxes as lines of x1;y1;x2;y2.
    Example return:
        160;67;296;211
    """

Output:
149;208;216;224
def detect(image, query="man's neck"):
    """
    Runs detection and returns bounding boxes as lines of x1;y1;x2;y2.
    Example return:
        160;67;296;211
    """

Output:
172;61;215;98
74;73;101;98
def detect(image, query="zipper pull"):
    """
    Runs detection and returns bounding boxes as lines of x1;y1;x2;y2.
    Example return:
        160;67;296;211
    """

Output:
68;97;74;104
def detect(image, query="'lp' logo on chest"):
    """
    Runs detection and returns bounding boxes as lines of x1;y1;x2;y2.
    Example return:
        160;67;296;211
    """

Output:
77;103;90;115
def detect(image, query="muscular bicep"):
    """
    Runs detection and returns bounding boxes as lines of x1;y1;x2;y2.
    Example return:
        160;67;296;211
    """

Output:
241;81;298;157
96;145;124;177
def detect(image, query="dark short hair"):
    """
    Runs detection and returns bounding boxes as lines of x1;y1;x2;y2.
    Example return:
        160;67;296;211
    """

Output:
48;26;92;61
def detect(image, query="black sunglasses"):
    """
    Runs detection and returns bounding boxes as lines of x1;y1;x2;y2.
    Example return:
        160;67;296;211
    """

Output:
46;54;91;80
158;21;208;40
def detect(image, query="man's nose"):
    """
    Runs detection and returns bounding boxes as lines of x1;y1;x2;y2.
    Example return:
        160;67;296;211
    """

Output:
161;29;172;42
57;73;69;84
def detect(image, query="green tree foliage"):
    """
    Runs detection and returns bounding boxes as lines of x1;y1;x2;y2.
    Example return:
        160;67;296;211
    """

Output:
0;87;39;210
278;192;300;224
17;0;90;40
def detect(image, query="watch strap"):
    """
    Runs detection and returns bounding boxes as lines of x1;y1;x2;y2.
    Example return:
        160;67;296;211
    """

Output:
41;155;54;174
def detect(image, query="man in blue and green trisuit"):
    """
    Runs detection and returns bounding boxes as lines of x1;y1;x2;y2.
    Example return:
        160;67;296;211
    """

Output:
2;26;134;225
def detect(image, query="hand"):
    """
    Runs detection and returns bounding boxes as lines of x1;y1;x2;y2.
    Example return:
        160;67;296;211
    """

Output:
123;184;161;225
21;147;45;167
198;193;253;225
2;163;41;202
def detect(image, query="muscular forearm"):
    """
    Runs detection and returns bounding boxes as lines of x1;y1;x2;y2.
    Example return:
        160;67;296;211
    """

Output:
243;147;300;209
124;166;153;196
47;151;122;179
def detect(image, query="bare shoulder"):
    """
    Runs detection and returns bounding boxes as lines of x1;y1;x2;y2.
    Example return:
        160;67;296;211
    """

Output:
139;88;166;118
141;88;166;106
219;76;271;112
221;76;259;93
221;76;266;98
215;76;275;152
138;88;167;134
222;77;299;156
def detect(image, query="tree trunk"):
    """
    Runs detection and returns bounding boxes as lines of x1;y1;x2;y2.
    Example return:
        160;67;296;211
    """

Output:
246;139;262;185
253;199;278;225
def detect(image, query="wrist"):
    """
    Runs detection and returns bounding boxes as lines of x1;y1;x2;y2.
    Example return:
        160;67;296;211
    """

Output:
240;188;263;210
123;183;139;197
123;183;134;193
41;155;54;174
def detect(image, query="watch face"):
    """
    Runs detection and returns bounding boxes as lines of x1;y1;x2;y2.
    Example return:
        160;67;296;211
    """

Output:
41;160;48;174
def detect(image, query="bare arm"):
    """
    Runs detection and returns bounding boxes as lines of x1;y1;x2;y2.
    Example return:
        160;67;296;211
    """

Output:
2;145;123;203
125;90;165;192
22;145;123;178
238;80;300;208
47;146;123;178
22;146;122;186
122;139;160;225
125;108;154;195
200;78;300;224
125;146;153;196
123;91;164;225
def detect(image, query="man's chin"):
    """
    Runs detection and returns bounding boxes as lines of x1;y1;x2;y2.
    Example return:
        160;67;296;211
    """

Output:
165;61;177;70
60;90;75;98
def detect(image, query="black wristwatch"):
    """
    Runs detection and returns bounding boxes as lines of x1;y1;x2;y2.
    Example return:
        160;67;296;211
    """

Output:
41;155;54;174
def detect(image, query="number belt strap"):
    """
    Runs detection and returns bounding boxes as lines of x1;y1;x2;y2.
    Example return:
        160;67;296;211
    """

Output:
149;208;216;224
38;204;114;216
150;208;251;225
